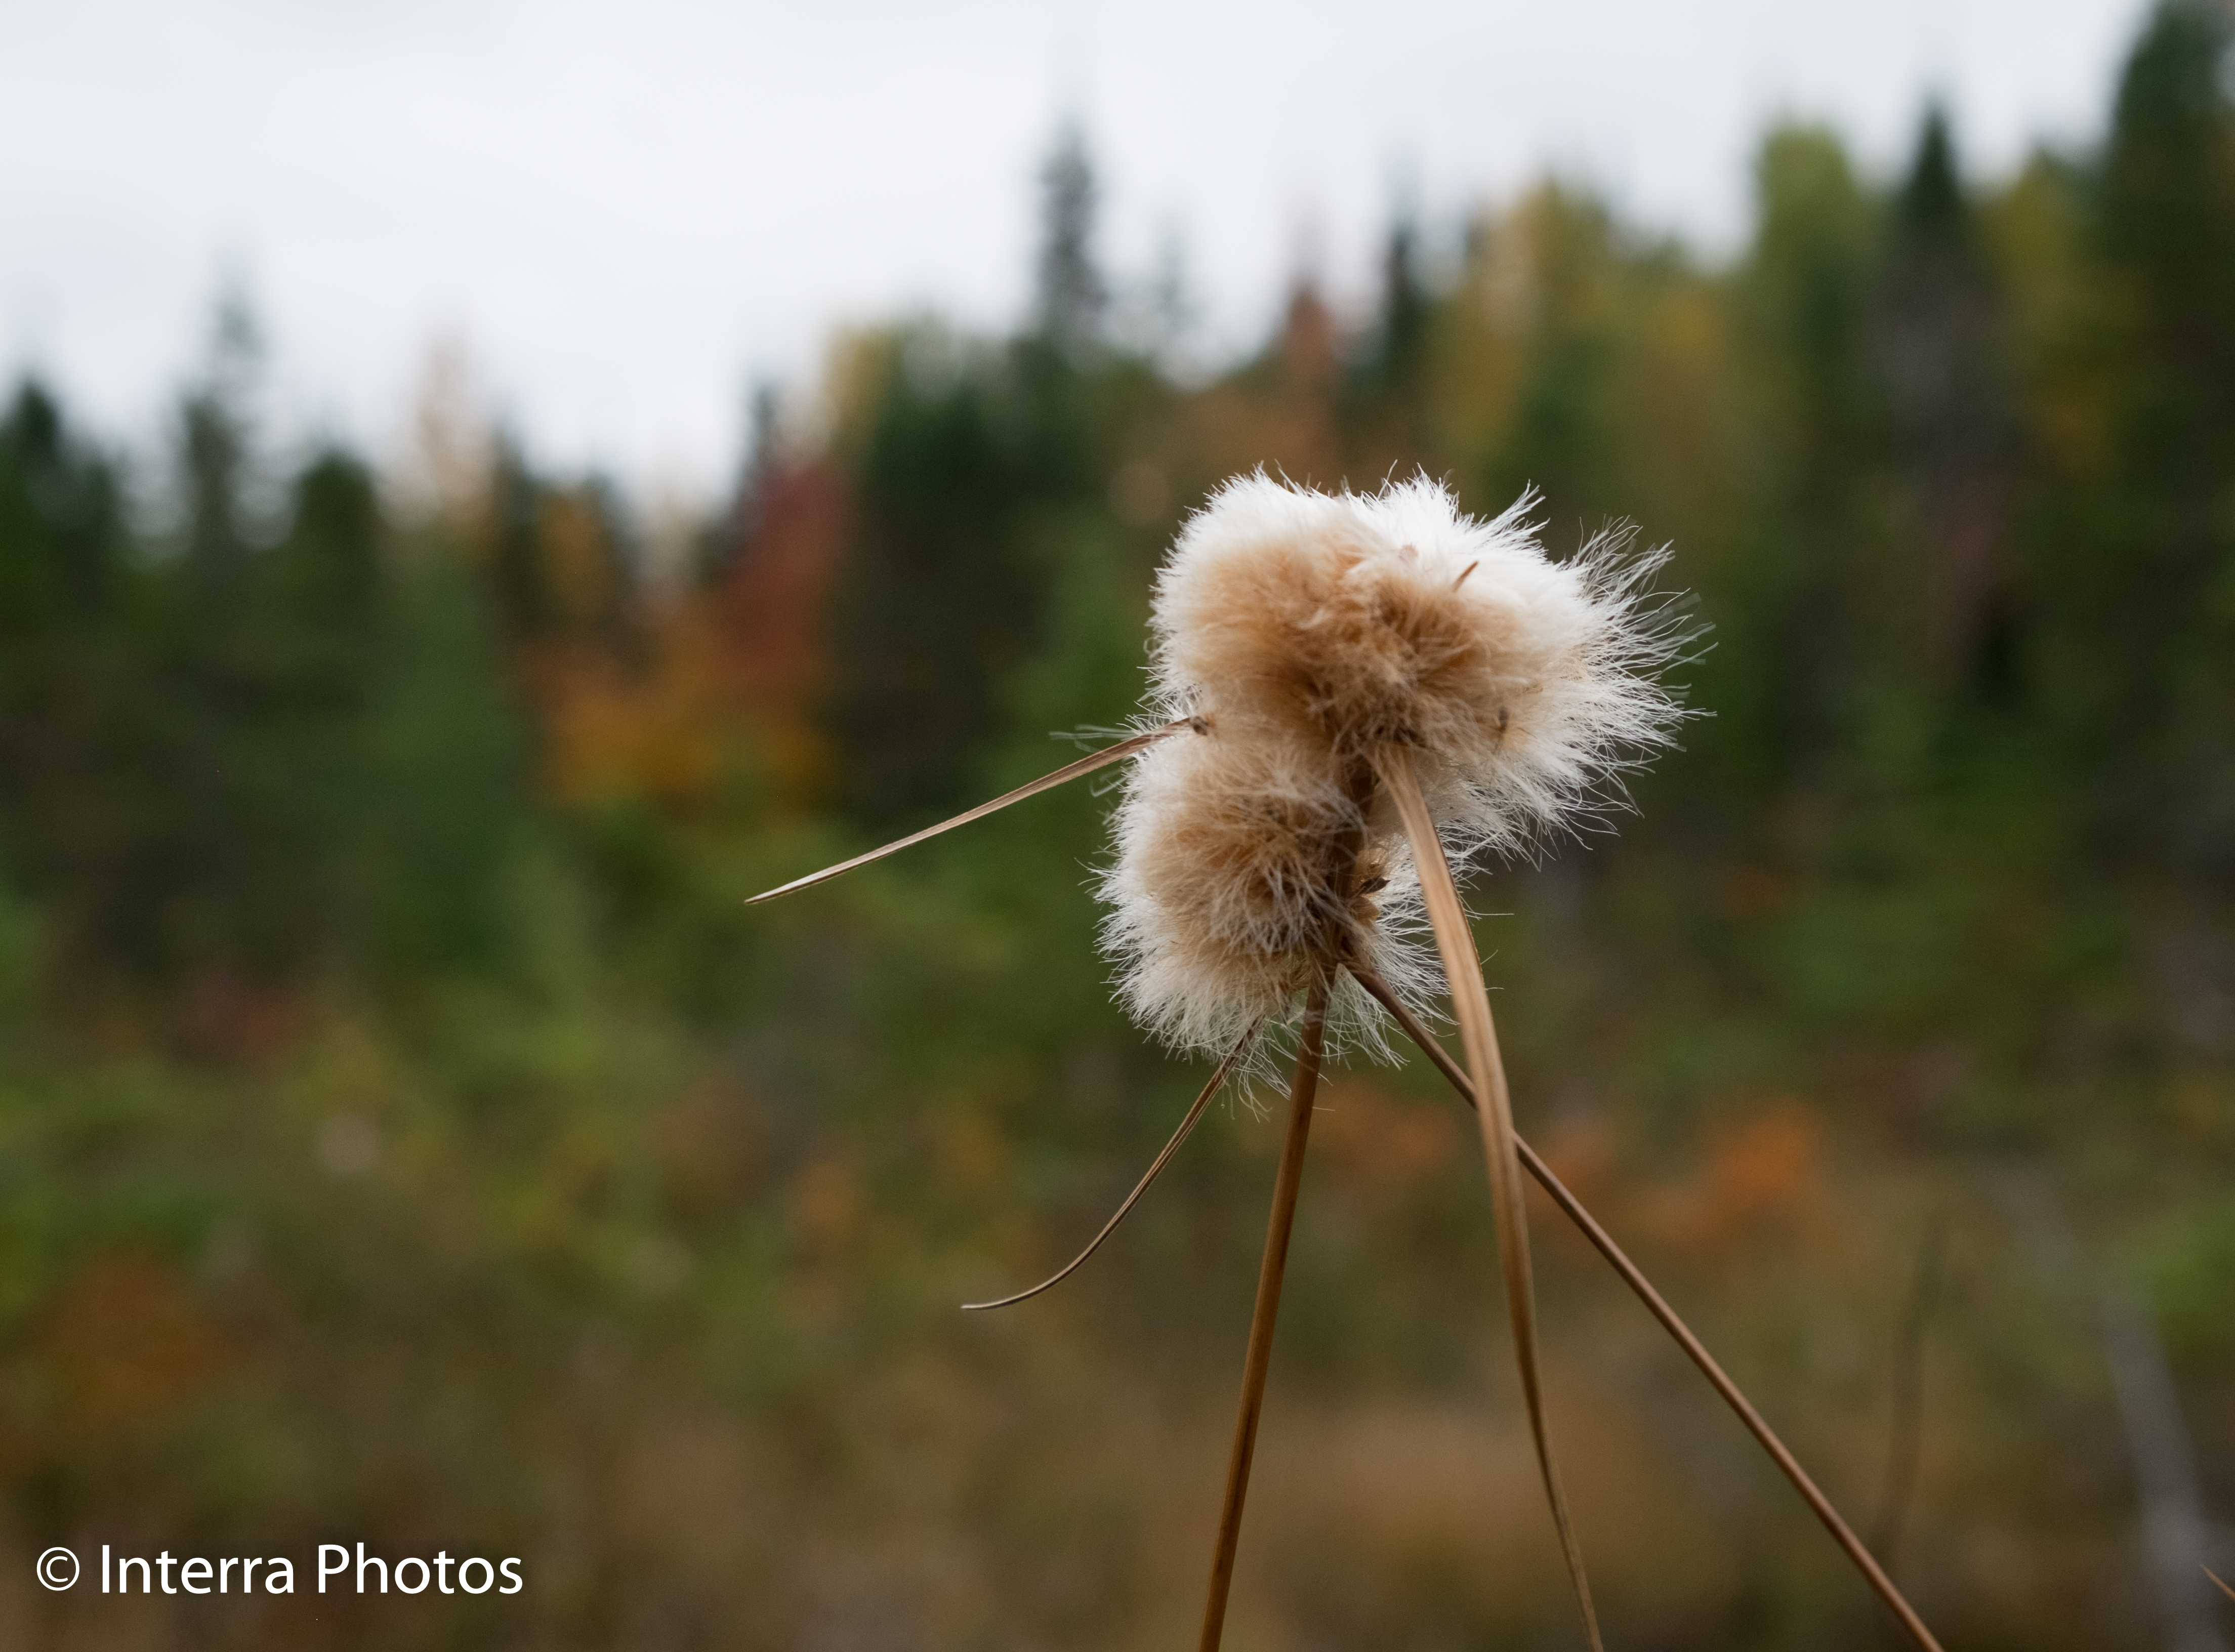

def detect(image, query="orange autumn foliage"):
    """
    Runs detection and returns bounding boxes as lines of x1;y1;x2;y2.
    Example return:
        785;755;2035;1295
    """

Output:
541;460;847;811
1646;1102;1822;1251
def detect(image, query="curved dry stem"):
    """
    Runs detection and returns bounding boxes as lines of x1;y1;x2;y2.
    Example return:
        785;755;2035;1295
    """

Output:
1198;977;1328;1652
963;1019;1262;1312
747;718;1195;905
1348;963;1948;1652
1374;746;1601;1652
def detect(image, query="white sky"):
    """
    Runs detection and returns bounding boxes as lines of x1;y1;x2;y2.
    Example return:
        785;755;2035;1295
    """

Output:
1;0;2150;497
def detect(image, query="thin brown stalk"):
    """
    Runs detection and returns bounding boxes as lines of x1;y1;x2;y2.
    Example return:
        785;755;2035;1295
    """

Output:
963;1019;1262;1312
1348;964;1948;1652
746;718;1196;905
1197;976;1329;1652
1374;745;1601;1652
2206;1566;2235;1603
1870;1214;1949;1573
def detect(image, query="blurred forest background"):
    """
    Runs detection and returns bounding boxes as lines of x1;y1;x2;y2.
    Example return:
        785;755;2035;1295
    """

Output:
4;4;2234;1648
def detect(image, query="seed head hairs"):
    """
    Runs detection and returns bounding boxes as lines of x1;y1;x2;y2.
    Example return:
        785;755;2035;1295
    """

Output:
750;474;1944;1652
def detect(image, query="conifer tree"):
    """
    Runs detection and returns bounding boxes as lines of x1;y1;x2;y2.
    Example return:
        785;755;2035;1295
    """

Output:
1879;105;2014;704
1479;188;1625;525
0;382;134;968
1346;203;1435;466
2093;0;2235;863
1734;127;1882;787
1034;120;1107;362
822;337;1045;829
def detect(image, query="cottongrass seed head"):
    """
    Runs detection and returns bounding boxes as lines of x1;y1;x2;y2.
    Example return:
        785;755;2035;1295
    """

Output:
748;468;1948;1652
1099;472;1694;1070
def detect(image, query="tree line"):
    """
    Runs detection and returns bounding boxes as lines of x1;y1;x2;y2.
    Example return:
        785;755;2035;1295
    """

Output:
2;0;2229;1045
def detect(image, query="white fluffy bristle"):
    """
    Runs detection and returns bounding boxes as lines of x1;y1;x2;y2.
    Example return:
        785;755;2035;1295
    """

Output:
1099;473;1690;1065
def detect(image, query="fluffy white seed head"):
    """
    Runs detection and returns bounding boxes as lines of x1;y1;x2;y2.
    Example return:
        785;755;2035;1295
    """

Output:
1099;473;1692;1066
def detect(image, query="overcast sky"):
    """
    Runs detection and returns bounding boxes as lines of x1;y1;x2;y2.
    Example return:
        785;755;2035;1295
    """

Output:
1;0;2150;496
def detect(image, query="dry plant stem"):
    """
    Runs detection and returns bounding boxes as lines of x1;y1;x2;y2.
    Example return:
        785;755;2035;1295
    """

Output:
962;1018;1263;1311
1870;1215;1948;1572
2208;1566;2235;1604
1196;977;1329;1652
746;718;1195;905
1375;746;1602;1652
1346;968;1949;1652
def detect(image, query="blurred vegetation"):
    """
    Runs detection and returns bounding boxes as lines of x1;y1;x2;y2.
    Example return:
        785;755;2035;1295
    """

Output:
3;6;2233;1647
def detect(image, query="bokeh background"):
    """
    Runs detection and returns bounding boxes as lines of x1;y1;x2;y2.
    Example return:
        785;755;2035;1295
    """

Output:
3;2;2233;1647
